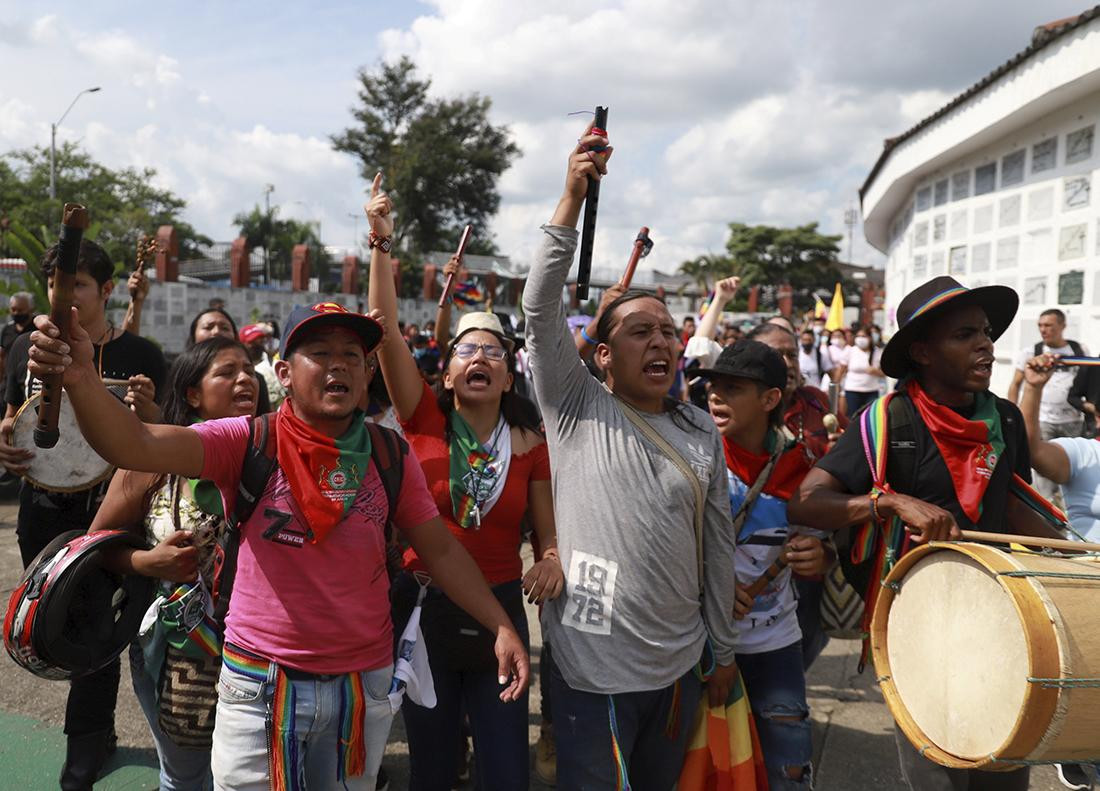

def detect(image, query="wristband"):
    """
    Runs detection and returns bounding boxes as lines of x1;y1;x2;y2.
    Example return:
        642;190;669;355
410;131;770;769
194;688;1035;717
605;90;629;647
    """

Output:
869;488;885;525
581;325;597;345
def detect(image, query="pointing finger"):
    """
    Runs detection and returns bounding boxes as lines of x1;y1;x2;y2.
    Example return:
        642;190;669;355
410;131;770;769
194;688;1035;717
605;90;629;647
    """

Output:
371;171;383;198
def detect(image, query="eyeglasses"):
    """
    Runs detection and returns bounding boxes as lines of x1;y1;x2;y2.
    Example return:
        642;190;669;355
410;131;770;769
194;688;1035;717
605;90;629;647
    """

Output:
453;342;507;361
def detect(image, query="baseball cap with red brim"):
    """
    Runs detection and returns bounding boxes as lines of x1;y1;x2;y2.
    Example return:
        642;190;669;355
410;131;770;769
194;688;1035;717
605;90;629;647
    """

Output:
280;302;384;358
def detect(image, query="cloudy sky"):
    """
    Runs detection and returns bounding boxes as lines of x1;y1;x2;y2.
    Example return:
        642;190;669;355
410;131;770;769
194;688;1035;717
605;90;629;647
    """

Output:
0;0;1090;276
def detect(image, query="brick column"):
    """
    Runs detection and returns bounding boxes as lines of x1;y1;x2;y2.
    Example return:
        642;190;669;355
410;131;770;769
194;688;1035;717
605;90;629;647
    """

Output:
747;285;760;313
342;255;359;295
155;225;179;282
778;283;793;317
291;244;310;291
230;237;251;288
422;263;438;301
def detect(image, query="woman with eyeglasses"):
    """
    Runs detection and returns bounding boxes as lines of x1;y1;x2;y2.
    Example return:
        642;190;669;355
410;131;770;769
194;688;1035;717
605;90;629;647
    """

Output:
86;336;258;790
366;176;561;791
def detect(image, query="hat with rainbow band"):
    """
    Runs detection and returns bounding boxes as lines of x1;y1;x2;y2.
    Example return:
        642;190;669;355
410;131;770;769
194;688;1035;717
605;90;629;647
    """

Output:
880;276;1018;378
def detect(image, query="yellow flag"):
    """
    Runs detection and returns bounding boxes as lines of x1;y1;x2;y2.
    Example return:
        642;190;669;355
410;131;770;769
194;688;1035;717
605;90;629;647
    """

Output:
825;282;845;331
814;296;827;319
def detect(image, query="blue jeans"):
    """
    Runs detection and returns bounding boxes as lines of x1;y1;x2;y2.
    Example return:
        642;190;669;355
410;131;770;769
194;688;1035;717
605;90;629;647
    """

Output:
394;576;531;791
738;641;813;788
209;659;394;791
129;643;213;791
550;659;702;791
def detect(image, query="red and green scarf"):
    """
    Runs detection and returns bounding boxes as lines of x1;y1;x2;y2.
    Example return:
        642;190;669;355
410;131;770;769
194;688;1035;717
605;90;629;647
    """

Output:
906;379;1004;523
274;400;372;543
448;410;508;528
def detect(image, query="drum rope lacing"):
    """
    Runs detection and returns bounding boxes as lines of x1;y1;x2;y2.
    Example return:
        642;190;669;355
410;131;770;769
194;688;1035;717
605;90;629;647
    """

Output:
996;570;1100;580
1027;677;1100;688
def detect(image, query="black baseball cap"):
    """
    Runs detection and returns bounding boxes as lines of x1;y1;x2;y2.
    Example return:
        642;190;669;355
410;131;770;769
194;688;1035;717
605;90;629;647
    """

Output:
281;302;384;358
694;339;787;390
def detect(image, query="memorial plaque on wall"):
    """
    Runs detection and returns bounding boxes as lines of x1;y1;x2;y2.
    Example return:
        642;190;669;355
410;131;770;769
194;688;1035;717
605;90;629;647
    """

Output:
1059;270;1084;305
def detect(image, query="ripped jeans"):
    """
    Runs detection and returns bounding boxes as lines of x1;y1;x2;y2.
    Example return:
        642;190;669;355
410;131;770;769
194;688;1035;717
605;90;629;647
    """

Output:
738;640;813;789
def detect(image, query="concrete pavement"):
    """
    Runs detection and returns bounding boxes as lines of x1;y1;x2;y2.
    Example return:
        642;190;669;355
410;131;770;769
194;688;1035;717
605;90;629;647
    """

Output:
0;504;1071;789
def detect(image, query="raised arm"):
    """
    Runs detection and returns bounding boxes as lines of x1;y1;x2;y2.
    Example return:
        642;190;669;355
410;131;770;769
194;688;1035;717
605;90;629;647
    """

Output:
694;277;740;342
28;310;203;477
365;172;428;421
434;255;460;349
122;269;149;335
522;125;611;413
1019;355;1071;484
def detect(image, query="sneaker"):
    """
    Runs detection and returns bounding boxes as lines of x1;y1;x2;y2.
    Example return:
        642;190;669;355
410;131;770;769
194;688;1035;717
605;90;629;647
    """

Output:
535;724;556;786
375;766;390;791
1058;764;1093;790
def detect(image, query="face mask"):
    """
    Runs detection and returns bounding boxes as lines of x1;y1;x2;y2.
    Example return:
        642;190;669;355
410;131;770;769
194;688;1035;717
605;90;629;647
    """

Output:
801;342;814;352
872;331;882;344
10;313;30;325
830;337;842;347
856;337;871;350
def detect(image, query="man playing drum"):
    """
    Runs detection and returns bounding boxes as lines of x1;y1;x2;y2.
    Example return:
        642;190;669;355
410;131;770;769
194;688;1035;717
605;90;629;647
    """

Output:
0;239;166;790
788;276;1063;790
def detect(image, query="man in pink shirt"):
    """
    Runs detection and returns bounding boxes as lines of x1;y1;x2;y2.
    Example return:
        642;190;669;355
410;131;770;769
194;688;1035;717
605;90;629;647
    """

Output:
28;301;529;791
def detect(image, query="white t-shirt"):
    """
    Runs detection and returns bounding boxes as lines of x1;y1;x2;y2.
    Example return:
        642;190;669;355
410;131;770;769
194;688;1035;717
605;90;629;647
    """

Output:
1051;437;1100;542
1014;342;1088;425
845;346;884;393
829;344;851;388
798;346;829;389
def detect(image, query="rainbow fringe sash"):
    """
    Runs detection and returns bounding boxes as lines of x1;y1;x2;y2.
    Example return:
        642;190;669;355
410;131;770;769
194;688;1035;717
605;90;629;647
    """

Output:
222;643;369;791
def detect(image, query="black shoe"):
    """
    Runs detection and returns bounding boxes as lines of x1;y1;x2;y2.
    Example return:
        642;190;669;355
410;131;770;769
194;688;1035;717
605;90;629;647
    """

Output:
1057;764;1093;790
59;730;112;791
376;766;390;791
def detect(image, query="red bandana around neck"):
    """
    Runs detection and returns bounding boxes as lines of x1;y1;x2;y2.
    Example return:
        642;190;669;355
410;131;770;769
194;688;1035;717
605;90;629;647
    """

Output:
906;379;1005;523
273;399;372;544
722;431;812;501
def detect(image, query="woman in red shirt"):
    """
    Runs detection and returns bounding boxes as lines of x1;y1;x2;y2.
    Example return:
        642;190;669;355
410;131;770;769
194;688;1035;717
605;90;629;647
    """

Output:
365;176;562;791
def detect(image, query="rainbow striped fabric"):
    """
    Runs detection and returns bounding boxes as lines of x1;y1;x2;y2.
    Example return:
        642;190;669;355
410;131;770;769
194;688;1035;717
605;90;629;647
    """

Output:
678;667;768;791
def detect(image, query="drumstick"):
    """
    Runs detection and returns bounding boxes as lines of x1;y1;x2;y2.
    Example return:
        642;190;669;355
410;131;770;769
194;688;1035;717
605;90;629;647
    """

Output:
438;225;473;308
35;204;89;449
959;530;1100;554
745;554;790;598
619;227;653;289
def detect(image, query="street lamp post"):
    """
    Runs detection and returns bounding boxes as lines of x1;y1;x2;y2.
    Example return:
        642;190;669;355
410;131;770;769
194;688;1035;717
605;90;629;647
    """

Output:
49;87;101;201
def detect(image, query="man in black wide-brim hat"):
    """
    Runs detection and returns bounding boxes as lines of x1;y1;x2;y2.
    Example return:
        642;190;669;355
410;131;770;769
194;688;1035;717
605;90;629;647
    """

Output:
788;276;1064;790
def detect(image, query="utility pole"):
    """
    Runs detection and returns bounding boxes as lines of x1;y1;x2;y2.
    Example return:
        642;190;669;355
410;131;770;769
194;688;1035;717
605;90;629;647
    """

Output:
843;202;858;265
50;86;101;205
263;184;275;284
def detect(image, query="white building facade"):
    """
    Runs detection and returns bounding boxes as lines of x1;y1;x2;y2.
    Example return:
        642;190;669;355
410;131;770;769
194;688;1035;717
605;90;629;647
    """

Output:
861;10;1100;394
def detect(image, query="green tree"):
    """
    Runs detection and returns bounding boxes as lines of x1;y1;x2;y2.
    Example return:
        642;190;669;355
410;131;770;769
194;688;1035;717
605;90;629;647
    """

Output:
679;222;844;313
331;56;520;294
232;206;332;285
0;143;211;275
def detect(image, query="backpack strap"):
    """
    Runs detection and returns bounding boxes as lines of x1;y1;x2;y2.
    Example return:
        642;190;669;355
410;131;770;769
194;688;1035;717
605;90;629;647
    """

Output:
1070;339;1084;357
212;413;279;627
1034;340;1044;357
365;421;408;580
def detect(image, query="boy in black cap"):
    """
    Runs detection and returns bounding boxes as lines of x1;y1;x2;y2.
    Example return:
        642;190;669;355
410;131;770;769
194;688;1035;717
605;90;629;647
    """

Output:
788;276;1063;790
697;340;827;787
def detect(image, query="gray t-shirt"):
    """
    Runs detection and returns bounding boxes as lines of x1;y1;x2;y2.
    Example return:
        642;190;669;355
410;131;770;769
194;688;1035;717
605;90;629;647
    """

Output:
523;224;738;695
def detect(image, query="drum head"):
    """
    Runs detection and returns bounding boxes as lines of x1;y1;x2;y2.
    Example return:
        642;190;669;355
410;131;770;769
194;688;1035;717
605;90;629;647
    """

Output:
887;552;1030;759
12;390;114;493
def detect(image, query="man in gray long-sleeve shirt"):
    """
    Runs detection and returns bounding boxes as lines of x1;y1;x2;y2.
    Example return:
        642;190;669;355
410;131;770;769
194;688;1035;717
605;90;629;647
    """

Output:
523;125;738;791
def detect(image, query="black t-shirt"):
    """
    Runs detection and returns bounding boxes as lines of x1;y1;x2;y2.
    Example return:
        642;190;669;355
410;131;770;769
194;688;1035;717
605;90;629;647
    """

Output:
6;329;167;409
816;391;1031;534
0;320;31;354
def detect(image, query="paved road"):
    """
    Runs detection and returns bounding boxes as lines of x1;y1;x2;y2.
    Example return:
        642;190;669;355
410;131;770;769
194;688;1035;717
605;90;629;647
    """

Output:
0;503;1068;789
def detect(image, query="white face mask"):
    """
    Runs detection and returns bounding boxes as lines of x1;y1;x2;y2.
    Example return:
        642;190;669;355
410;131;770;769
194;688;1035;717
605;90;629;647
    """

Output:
855;337;871;350
830;337;843;347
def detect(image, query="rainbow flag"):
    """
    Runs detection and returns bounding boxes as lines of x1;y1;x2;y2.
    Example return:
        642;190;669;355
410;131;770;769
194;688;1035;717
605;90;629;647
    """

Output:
454;281;483;306
678;668;768;791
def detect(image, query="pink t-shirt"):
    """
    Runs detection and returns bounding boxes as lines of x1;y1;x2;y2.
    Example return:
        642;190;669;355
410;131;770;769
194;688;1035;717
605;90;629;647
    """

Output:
193;416;439;674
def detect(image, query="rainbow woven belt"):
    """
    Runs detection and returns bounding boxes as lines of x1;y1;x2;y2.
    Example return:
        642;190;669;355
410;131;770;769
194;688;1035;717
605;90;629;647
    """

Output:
221;643;367;791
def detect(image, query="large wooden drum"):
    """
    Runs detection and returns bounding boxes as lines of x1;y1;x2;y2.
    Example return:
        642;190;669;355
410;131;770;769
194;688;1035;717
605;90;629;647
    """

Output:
871;541;1100;770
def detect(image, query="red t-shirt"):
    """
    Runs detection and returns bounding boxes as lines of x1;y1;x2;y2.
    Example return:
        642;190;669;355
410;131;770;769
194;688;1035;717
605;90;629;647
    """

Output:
401;383;551;584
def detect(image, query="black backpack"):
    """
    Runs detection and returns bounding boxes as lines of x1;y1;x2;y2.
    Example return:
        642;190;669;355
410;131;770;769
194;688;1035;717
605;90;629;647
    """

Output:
211;415;407;627
1034;339;1084;358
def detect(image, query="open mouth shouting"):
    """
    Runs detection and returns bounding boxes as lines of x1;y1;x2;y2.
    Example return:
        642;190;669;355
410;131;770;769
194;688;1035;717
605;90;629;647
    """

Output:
972;356;994;377
643;359;671;382
232;388;257;409
464;365;493;390
324;379;351;396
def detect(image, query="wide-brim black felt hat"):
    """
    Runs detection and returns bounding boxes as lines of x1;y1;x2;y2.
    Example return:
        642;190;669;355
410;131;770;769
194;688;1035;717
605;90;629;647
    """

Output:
880;276;1018;378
